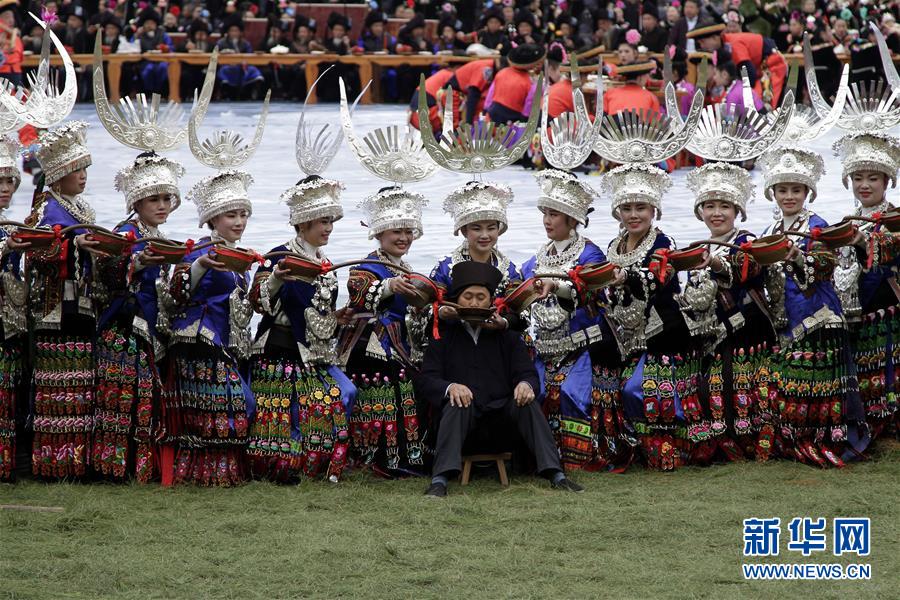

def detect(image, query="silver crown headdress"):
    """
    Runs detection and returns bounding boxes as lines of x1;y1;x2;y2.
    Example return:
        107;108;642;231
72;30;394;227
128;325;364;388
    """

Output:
540;57;603;170
114;153;186;214
0;13;76;129
757;147;825;202
189;54;269;170
188;170;254;226
0;135;20;188
359;186;428;239
602;163;672;220
833;132;900;188
535;168;596;225
443;180;514;235
340;77;436;184
686;162;754;221
417;73;544;173
37;121;92;185
93;35;213;152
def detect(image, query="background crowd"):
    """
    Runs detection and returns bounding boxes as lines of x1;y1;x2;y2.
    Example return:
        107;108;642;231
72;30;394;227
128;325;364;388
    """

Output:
2;0;900;103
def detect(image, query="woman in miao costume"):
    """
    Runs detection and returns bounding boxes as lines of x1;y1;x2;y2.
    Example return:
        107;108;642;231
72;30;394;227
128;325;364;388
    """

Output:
339;186;428;476
519;169;621;470
247;176;356;482
758;147;867;467
162;170;256;486
600;163;698;471
0;136;27;480
832;132;900;438
26;122;104;479
91;153;184;481
683;163;779;462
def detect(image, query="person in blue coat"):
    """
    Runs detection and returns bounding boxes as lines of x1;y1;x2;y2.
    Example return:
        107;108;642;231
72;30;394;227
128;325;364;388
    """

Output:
832;133;900;439
92;152;184;482
0;136;27;481
248;175;356;482
163;170;256;486
758;147;867;468
429;180;523;335
520;169;618;471
684;163;778;463
601;163;692;471
26;122;104;480
339;186;428;476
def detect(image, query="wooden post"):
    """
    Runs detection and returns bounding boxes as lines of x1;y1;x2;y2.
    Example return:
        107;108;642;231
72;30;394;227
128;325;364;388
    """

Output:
168;56;182;103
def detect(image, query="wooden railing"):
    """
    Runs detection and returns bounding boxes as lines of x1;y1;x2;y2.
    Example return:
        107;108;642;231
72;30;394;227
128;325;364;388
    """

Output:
21;50;900;106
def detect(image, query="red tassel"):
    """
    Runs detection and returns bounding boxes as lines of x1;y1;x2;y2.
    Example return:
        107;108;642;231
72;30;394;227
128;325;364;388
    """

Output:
739;241;753;282
431;289;444;340
567;264;586;297
653;249;672;283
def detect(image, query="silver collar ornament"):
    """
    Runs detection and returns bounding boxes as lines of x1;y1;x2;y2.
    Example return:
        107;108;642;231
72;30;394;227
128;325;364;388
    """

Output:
189;52;269;170
416;73;544;173
0;13;76;129
93;35;213;152
359;186;428;239
540;57;603;170
686;162;754;221
340;77;436;184
534;168;596;225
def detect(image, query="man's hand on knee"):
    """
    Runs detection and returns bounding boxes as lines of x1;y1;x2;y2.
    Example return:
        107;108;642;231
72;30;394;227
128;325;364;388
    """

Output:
514;381;535;407
447;383;473;408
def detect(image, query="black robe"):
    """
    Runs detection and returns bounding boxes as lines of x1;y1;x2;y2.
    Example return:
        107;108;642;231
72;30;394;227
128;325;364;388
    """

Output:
415;322;540;415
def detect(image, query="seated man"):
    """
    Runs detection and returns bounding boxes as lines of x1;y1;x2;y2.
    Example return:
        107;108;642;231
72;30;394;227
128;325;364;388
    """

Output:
416;261;583;498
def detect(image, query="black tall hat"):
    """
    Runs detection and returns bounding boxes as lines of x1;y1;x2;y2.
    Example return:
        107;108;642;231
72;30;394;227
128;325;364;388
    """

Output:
448;262;504;299
364;10;387;29
137;7;161;27
327;10;350;30
508;43;546;68
223;14;244;32
514;9;536;28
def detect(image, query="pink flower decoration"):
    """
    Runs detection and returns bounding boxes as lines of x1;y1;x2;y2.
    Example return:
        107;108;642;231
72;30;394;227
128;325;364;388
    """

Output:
41;6;58;25
672;0;681;6
625;28;640;45
711;51;718;65
616;1;625;8
668;45;676;58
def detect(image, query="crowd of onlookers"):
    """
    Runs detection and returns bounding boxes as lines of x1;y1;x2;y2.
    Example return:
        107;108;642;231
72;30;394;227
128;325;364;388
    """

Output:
2;0;900;102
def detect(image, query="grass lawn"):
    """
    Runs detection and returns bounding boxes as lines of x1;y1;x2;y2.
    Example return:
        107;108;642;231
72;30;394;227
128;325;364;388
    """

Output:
1;442;897;600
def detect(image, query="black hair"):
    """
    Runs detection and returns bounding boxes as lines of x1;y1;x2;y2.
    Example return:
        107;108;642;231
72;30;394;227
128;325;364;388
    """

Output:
298;174;322;185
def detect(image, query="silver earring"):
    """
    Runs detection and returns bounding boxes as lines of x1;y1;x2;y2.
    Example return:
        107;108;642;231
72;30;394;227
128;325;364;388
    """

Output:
772;205;782;220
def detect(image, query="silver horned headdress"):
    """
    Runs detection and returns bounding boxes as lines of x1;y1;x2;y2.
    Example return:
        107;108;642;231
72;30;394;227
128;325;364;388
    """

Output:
340;77;436;184
359;186;428;239
534;168;596;225
417;73;544;173
835;23;900;134
686;162;754;221
93;35;213;152
0;13;76;129
189;53;269;169
540;57;603;170
115;153;186;214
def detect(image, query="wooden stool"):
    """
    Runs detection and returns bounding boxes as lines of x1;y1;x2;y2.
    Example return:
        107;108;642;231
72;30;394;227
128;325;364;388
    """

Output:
459;453;512;486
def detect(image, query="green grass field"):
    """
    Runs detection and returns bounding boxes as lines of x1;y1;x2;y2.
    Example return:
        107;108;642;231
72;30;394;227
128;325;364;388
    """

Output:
1;442;897;599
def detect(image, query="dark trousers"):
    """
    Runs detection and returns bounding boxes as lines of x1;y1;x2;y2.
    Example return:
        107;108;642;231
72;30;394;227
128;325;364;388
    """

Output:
432;399;562;477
